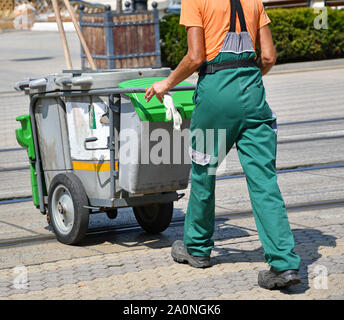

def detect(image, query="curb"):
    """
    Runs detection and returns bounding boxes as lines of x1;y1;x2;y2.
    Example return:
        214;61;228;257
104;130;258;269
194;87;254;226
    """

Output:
269;58;344;74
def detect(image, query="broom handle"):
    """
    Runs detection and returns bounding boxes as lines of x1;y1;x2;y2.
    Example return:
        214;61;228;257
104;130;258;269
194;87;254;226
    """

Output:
63;0;97;70
52;0;73;69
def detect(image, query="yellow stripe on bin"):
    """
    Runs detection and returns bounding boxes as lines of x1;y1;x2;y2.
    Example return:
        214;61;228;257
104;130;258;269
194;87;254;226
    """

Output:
72;161;118;171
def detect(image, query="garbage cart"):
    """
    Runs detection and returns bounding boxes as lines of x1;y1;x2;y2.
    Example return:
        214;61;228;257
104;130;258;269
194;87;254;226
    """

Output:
15;68;196;244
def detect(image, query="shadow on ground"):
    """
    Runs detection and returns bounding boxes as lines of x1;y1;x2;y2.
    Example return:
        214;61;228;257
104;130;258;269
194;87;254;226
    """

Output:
75;208;338;295
210;227;337;295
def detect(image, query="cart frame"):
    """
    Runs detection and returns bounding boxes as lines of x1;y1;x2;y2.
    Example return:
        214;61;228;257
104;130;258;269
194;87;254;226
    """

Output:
28;85;196;214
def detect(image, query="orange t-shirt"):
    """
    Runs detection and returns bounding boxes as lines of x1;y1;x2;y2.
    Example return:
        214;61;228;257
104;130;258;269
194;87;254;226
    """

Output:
179;0;271;61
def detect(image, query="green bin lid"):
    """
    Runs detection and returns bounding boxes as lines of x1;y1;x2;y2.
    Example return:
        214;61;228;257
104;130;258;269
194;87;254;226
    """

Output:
118;77;195;122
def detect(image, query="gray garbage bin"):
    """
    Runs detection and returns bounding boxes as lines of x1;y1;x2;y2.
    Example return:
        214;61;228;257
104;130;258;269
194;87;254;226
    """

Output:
118;77;195;194
15;68;196;244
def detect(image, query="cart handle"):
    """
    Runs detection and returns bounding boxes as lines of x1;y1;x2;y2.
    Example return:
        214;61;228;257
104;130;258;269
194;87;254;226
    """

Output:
98;86;197;95
28;85;196;98
14;79;31;91
84;136;108;151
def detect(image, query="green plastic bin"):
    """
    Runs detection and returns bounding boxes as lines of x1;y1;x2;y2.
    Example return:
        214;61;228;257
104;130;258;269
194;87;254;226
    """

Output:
118;77;195;122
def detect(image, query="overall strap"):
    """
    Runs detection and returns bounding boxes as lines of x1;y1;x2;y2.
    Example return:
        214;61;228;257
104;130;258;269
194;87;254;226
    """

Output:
229;0;247;33
198;0;257;75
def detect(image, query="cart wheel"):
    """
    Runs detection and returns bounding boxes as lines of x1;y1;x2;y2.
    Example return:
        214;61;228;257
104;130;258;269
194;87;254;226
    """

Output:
48;173;90;245
133;202;173;234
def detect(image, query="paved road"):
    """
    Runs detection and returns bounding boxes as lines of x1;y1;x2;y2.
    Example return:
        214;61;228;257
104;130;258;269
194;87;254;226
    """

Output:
0;30;343;300
0;168;343;300
0;31;81;93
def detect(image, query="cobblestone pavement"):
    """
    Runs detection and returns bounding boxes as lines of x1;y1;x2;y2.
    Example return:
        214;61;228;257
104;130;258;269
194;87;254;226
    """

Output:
0;202;343;300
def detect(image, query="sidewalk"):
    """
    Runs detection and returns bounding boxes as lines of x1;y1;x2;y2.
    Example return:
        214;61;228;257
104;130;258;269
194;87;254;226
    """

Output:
0;167;344;300
270;58;344;74
0;189;343;300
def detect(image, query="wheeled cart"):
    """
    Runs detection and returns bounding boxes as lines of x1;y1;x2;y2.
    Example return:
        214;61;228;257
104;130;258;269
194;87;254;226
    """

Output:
15;68;196;244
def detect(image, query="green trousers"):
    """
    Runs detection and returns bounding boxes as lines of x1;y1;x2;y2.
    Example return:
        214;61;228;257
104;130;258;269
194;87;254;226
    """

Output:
185;54;301;272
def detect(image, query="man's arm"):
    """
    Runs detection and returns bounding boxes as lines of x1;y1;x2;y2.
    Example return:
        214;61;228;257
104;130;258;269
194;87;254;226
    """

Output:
256;25;276;76
145;27;205;103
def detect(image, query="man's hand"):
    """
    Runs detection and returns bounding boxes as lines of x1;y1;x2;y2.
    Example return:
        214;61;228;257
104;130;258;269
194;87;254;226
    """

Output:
144;27;205;103
145;78;172;103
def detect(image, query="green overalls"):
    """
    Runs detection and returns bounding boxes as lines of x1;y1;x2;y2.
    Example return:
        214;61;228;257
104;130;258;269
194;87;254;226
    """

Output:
184;0;301;272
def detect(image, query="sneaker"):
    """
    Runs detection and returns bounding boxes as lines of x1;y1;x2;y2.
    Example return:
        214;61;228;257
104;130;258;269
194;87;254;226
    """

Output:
258;267;301;290
171;240;211;268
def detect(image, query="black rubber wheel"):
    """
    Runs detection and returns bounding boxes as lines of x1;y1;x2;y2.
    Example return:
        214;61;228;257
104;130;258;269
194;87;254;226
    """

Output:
48;173;90;245
133;202;173;234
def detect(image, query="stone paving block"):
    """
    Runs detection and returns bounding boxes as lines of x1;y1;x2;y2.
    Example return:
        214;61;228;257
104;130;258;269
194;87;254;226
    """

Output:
328;295;344;300
27;273;44;281
58;270;75;277
0;280;11;288
181;293;203;300
105;268;124;276
83;274;98;281
163;293;184;300
230;279;249;286
123;267;139;273
90;269;109;277
74;265;93;272
98;296;117;300
44;274;59;283
59;273;75;280
0;288;11;296
28;280;44;287
217;286;239;296
213;282;233;291
29;285;45;292
195;287;219;296
44;281;62;289
114;293;133;300
130;294;152;300
148;291;167;298
59;278;79;285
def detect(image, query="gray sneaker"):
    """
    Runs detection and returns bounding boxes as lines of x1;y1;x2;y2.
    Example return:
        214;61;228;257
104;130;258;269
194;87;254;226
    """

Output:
258;267;301;290
171;240;211;268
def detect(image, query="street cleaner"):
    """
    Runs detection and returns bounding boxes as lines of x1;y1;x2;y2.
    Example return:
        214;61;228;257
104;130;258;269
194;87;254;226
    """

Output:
144;0;301;289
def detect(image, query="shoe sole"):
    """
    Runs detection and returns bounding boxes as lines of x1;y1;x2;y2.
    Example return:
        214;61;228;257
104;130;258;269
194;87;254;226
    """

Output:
172;253;211;269
258;276;301;290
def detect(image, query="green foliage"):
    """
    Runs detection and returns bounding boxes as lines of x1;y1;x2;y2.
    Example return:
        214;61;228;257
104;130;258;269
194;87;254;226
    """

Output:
160;14;188;68
159;8;344;68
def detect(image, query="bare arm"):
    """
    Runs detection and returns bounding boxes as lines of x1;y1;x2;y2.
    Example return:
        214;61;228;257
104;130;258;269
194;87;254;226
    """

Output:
145;27;205;103
256;25;276;76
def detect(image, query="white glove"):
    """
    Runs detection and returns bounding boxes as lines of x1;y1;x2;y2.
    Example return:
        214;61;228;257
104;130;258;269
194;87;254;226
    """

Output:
163;94;182;131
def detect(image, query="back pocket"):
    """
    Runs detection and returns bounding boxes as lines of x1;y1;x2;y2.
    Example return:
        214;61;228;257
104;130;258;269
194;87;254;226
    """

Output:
247;80;271;119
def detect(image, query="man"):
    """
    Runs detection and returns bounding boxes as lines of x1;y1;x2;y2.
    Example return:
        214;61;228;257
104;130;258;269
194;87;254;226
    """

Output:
144;0;301;290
